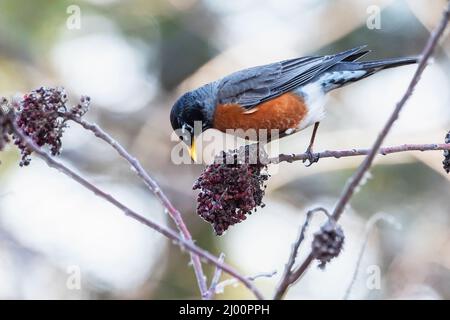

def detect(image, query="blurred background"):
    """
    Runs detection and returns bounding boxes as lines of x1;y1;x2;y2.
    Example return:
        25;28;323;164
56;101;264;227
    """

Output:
0;0;449;299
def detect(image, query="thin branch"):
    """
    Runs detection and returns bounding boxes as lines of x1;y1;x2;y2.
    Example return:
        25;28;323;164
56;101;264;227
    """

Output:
273;143;450;164
343;213;401;300
274;207;329;300
288;252;315;287
274;1;450;297
247;270;277;281
66;116;209;297
11;121;265;300
204;253;225;300
67;122;450;300
331;1;450;222
215;270;277;295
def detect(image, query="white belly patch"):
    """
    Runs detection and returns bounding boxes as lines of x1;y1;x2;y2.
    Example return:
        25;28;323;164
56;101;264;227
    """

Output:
295;82;327;130
291;70;366;131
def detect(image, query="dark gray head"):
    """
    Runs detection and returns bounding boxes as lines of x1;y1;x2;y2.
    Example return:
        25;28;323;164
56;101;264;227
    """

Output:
170;90;214;145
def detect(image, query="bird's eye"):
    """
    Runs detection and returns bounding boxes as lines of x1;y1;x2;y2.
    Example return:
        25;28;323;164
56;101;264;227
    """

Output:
179;135;184;141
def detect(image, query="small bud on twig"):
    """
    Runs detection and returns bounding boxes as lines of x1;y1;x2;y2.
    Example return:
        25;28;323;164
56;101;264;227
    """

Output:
312;220;345;269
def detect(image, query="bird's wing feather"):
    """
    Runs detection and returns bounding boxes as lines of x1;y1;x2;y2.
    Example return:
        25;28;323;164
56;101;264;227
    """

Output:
217;46;368;109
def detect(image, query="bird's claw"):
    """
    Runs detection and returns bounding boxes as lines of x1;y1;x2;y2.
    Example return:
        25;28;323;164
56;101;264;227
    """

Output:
302;147;319;167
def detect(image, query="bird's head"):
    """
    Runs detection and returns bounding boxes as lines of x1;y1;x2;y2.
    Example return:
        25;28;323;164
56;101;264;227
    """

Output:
170;90;214;161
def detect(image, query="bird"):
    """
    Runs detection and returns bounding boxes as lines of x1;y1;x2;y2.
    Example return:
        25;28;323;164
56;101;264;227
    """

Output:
170;45;418;164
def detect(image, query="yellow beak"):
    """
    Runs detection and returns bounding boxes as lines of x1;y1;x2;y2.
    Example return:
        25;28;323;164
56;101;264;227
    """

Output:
188;137;197;162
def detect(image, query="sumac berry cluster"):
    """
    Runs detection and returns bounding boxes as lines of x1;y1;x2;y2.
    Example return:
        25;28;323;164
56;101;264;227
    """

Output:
15;87;89;166
193;146;269;235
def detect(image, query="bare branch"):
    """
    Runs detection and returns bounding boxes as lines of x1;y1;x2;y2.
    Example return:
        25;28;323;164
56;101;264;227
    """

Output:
331;1;450;222
204;253;225;300
10;121;265;300
273;143;450;164
215;270;277;295
274;207;330;300
275;1;450;296
67;115;209;297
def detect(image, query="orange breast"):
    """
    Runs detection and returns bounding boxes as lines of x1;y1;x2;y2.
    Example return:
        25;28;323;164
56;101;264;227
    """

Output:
213;92;307;139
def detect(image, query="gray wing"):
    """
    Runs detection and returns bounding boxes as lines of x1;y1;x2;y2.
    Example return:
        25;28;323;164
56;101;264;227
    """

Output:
217;46;368;109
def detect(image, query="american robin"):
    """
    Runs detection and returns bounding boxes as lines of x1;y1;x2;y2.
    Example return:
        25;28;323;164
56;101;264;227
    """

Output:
170;46;418;164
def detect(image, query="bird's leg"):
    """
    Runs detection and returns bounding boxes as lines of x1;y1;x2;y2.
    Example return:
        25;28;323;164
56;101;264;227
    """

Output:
303;122;320;167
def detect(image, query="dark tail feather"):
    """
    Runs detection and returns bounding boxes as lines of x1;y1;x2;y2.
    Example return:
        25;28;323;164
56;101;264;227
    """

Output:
319;56;419;92
342;50;372;62
358;56;419;72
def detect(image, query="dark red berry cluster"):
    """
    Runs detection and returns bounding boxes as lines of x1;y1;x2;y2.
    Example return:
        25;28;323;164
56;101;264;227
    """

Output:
15;87;90;166
443;131;450;174
193;146;270;235
312;220;345;269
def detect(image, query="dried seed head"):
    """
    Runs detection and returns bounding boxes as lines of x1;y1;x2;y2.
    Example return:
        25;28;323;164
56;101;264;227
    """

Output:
193;145;270;235
15;87;69;165
312;220;345;269
14;87;90;166
443;131;450;174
